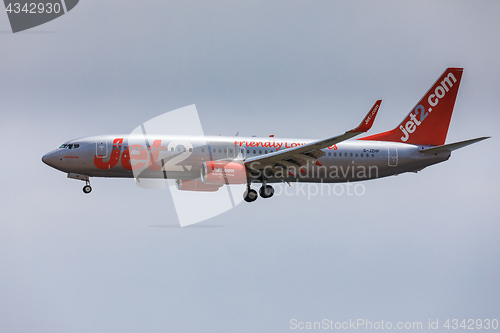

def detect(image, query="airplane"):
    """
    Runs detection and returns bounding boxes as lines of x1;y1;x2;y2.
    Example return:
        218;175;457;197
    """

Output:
42;67;489;203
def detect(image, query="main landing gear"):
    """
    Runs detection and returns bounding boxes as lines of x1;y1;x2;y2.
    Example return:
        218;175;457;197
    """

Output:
243;183;274;202
259;184;274;198
243;188;258;202
83;180;92;194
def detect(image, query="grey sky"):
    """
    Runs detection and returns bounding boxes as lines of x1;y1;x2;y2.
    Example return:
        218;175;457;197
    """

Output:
1;1;499;332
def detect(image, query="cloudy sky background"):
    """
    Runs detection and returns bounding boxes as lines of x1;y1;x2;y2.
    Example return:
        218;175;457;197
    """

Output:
1;1;499;332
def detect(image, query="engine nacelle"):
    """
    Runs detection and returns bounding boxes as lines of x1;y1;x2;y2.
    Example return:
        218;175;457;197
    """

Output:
201;161;247;185
176;179;221;192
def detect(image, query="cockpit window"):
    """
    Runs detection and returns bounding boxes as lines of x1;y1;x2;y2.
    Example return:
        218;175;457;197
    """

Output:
59;143;80;149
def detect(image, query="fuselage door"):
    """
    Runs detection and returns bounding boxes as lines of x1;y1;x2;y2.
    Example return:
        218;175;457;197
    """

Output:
388;145;398;167
235;147;246;160
96;140;108;158
227;146;236;160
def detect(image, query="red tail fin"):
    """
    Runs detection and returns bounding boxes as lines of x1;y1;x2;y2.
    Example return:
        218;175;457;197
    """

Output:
359;67;463;146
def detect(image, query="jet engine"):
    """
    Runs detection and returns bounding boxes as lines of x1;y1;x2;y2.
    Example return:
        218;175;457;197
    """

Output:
201;161;247;185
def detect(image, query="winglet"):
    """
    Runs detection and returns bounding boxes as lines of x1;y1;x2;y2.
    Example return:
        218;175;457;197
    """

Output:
351;100;382;133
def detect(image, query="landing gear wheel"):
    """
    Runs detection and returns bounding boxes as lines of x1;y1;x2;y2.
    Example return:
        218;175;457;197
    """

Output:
243;188;258;202
83;185;92;194
259;185;274;198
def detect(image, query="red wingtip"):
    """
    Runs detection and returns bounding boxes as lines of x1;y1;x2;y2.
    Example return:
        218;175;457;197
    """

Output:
352;100;382;133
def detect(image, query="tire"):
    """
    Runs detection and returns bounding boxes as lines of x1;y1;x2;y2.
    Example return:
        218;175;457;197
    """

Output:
259;185;274;198
83;185;92;194
244;189;258;202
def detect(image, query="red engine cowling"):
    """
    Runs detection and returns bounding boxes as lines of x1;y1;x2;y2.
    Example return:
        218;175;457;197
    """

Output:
201;161;247;185
176;179;221;192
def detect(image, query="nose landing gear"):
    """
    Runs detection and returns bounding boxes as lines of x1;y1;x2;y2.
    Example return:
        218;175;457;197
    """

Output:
83;180;92;194
67;173;92;194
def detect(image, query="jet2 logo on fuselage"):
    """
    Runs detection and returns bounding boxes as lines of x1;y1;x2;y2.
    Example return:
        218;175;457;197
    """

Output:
399;72;457;142
3;0;79;33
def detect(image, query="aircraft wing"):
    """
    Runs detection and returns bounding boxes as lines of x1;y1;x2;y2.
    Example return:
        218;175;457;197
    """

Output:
244;100;381;172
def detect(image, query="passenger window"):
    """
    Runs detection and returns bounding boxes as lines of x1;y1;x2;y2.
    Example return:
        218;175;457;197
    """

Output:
224;149;227;153
219;149;222;153
259;150;262;154
171;147;174;151
112;146;116;150
361;153;364;157
253;150;256;154
339;153;342;157
334;152;337;156
247;150;250;154
372;154;375;158
201;148;205;153
189;148;192;152
265;150;268;154
355;153;358;157
213;149;216;153
350;153;353;157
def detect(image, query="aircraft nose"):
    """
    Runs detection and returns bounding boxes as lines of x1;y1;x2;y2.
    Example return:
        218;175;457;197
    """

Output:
42;151;57;167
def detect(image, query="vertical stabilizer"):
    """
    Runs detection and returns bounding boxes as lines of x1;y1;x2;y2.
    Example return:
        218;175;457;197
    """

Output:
359;67;463;146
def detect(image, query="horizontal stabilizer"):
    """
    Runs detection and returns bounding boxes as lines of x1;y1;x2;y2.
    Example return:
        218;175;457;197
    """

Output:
420;137;490;155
